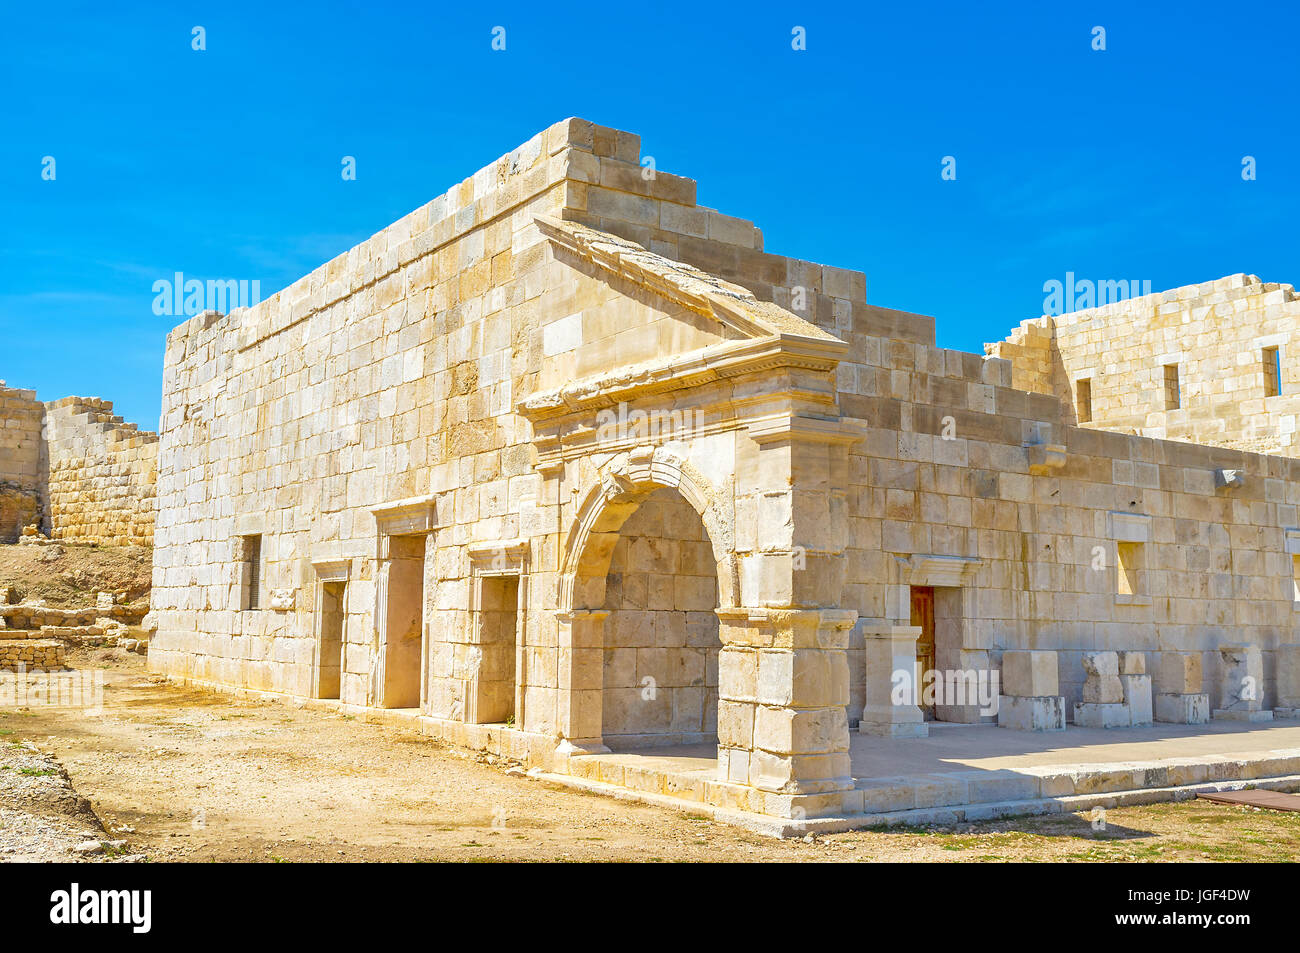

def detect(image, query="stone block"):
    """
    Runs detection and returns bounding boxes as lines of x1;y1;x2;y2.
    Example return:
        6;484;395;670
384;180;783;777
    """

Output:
997;695;1065;732
1073;702;1131;728
1155;652;1203;695
1121;673;1153;727
1278;644;1300;709
1001;650;1058;697
1117;651;1146;675
1212;708;1273;723
1081;651;1124;704
1155;692;1209;725
1216;644;1263;712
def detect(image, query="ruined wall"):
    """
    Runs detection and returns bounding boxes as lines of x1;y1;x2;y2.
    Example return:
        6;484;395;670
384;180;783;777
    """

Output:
0;382;44;542
0;385;156;546
43;397;157;546
985;275;1300;456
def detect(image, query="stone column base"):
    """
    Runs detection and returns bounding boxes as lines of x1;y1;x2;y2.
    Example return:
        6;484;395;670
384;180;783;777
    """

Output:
1155;692;1209;724
859;704;928;738
997;695;1065;731
1074;702;1131;728
859;624;927;739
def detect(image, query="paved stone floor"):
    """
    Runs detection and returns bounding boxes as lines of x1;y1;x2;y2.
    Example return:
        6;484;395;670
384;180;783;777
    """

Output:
602;718;1300;778
571;717;1300;834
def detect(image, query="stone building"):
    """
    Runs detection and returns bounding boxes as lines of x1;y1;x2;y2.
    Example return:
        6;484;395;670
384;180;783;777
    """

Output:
0;383;157;545
988;275;1300;456
148;119;1300;822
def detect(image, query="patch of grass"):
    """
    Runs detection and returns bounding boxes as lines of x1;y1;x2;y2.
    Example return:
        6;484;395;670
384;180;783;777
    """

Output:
18;767;55;777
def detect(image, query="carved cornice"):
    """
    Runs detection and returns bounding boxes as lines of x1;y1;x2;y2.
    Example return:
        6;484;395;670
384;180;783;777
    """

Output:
518;333;848;424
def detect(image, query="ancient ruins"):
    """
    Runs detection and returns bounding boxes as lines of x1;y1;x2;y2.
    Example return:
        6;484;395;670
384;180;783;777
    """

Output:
137;119;1300;828
0;383;157;546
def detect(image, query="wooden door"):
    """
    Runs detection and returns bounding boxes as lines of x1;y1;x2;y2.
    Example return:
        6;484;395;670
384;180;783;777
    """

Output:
910;586;936;719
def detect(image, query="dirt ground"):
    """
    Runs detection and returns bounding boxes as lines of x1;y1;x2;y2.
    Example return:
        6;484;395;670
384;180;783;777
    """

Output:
2;648;1299;862
0;541;152;605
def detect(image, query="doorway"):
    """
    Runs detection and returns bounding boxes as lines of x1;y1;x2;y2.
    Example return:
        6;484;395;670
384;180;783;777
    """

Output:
472;575;520;724
381;534;426;708
317;580;346;699
910;585;936;720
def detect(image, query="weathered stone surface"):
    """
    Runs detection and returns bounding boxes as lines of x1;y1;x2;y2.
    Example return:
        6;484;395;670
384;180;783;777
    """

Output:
1073;702;1131;728
1081;652;1124;704
1121;673;1153;727
997;695;1065;732
1155;692;1210;724
1278;645;1300;709
1001;650;1058;697
0;384;156;545
1216;643;1264;713
1155;652;1203;696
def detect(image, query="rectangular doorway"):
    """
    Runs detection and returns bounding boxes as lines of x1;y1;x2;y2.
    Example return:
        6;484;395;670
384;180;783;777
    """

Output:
381;534;426;708
317;580;345;699
473;575;520;724
910;585;936;720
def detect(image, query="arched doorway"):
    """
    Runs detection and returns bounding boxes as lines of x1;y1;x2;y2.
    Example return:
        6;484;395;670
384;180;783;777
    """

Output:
556;449;736;751
599;487;720;748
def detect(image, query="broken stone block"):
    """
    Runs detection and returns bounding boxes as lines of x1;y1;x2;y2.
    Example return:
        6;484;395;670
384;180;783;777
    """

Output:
1121;673;1153;727
1081;651;1124;704
1155;693;1210;724
1117;651;1146;675
997;695;1065;731
1001;650;1058;697
1214;643;1266;715
1073;702;1131;728
1155;652;1203;695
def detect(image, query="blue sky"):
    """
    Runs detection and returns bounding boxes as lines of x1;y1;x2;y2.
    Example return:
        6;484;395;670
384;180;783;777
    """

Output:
2;1;1297;428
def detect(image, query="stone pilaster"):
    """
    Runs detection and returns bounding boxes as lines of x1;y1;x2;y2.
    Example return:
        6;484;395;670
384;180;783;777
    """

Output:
555;609;610;752
717;607;856;817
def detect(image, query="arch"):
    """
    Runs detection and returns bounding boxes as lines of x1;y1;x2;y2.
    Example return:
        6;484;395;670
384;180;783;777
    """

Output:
559;446;737;613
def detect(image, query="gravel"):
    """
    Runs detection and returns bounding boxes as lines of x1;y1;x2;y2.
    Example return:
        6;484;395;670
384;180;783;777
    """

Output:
0;739;112;862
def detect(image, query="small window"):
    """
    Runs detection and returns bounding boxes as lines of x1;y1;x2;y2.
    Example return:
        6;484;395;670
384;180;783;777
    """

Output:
1076;378;1092;423
1116;541;1140;597
1264;346;1282;398
1162;363;1180;410
241;535;262;610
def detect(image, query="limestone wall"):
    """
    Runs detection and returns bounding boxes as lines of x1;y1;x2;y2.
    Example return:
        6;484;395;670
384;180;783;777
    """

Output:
43;398;158;546
0;384;156;546
836;318;1300;715
0;382;44;543
986;275;1300;457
